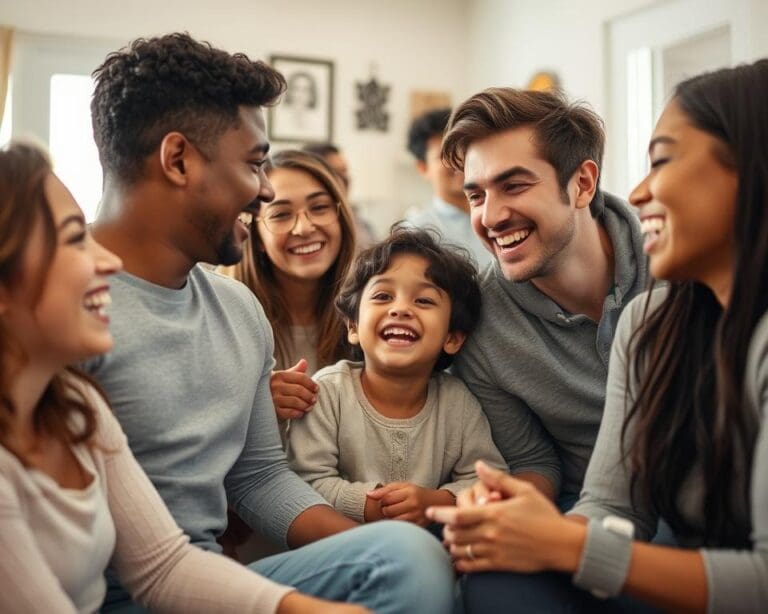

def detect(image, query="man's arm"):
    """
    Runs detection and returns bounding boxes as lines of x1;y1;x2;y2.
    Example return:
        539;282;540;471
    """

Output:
224;302;335;547
453;337;562;500
287;505;358;548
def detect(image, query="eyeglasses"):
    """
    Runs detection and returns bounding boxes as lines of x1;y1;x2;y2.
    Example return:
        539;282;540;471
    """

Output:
256;201;341;234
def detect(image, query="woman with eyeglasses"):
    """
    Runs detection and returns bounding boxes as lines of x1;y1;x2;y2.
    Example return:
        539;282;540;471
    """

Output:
222;150;356;408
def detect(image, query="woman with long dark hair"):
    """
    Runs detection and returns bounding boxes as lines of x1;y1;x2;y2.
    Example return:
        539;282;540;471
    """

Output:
0;142;366;614
430;59;768;613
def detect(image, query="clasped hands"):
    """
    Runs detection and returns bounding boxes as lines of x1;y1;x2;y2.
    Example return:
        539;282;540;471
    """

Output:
426;461;585;574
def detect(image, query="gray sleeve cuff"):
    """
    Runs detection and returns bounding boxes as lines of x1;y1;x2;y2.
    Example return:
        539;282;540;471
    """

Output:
573;518;633;598
337;481;379;523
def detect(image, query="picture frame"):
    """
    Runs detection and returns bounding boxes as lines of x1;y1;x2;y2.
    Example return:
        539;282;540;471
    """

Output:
268;55;334;144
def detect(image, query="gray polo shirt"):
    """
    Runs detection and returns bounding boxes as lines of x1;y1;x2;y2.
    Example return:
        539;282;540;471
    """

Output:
453;192;647;497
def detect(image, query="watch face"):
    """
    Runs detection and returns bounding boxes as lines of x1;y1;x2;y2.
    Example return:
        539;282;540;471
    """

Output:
527;71;560;92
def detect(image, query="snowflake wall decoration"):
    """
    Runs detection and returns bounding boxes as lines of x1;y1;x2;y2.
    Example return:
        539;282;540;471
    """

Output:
355;77;390;132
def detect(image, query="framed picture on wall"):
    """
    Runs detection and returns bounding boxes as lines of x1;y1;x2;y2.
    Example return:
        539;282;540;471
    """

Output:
268;55;334;144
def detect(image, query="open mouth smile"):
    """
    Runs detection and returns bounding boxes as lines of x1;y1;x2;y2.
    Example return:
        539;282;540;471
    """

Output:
493;227;533;252
83;287;112;322
288;242;324;256
640;215;666;253
380;325;420;346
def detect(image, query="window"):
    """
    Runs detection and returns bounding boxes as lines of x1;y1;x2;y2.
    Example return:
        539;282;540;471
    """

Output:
49;74;101;221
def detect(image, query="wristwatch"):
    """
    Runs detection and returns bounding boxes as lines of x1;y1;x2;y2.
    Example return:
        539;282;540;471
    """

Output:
573;515;634;599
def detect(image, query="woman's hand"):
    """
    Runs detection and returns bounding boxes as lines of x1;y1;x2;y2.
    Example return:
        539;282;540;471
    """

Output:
277;592;370;614
270;359;319;421
427;461;585;574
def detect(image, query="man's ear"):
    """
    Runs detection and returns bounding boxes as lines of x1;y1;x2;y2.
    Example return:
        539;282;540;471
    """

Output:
347;321;360;346
415;159;428;178
159;132;194;187
442;330;466;356
572;159;599;210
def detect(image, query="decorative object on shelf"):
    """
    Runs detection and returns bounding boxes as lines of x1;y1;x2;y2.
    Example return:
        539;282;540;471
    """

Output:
409;90;452;120
527;70;560;92
268;55;334;143
355;65;390;132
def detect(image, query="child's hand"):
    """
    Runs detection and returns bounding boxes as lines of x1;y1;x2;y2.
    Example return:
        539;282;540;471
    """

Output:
270;359;319;421
367;482;450;527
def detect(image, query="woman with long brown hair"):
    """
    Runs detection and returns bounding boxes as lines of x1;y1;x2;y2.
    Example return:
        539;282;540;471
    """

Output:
220;149;356;420
0;142;366;614
430;59;768;613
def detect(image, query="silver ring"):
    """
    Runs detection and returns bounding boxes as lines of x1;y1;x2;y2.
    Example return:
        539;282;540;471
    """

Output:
466;543;475;560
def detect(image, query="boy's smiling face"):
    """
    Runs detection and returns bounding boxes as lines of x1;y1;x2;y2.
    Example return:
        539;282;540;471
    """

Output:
347;253;465;376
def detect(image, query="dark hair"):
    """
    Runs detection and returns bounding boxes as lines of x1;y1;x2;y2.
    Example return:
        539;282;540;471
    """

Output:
302;142;340;157
0;142;101;455
336;225;481;371
91;32;286;185
407;108;452;162
442;88;605;216
218;149;356;370
624;59;768;547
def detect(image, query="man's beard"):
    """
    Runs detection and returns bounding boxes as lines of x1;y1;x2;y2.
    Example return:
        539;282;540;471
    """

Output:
214;230;244;266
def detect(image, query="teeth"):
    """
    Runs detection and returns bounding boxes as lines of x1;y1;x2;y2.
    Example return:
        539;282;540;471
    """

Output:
382;327;418;339
496;228;531;246
238;211;254;226
290;242;322;255
84;290;112;310
640;217;665;235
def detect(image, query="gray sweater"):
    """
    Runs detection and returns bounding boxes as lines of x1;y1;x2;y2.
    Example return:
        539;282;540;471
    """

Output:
570;289;768;613
453;192;647;497
83;267;327;552
287;361;507;522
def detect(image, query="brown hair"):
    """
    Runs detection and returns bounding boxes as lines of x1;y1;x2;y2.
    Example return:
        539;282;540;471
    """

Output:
219;149;356;369
0;142;100;456
442;87;605;216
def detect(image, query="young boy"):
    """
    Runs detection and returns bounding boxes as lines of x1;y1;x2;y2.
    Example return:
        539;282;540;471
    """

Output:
287;226;506;525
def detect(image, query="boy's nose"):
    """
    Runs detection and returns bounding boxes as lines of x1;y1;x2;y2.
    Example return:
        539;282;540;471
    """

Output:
388;304;413;318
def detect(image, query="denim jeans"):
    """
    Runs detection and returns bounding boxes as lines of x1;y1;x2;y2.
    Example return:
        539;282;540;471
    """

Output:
458;571;661;614
102;521;455;613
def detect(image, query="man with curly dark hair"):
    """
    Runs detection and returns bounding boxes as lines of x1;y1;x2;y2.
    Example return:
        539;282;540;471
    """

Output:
84;33;453;614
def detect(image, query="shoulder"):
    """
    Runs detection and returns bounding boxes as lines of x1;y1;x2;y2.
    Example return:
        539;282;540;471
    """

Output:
314;360;360;388
196;266;270;321
746;310;768;415
63;373;127;450
616;286;668;334
432;371;479;405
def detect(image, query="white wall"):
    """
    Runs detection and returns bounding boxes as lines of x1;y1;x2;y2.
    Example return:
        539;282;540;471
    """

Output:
0;0;470;234
465;0;768;196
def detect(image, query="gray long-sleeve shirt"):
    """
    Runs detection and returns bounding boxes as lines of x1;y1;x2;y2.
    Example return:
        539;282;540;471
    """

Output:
84;266;327;552
453;192;647;497
287;360;507;522
571;289;768;612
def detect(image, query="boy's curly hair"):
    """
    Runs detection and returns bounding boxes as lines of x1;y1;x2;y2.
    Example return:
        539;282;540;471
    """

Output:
336;225;482;371
91;32;286;184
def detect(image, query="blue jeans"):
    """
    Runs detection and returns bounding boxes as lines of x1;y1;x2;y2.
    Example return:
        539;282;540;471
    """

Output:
458;571;661;614
102;521;454;613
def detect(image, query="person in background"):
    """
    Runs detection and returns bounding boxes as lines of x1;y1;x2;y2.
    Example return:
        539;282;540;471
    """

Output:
0;141;364;614
85;32;454;614
405;108;492;269
432;60;768;614
302;142;377;250
288;226;507;525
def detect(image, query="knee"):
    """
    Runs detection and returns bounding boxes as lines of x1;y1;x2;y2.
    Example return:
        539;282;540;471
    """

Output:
367;521;455;609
